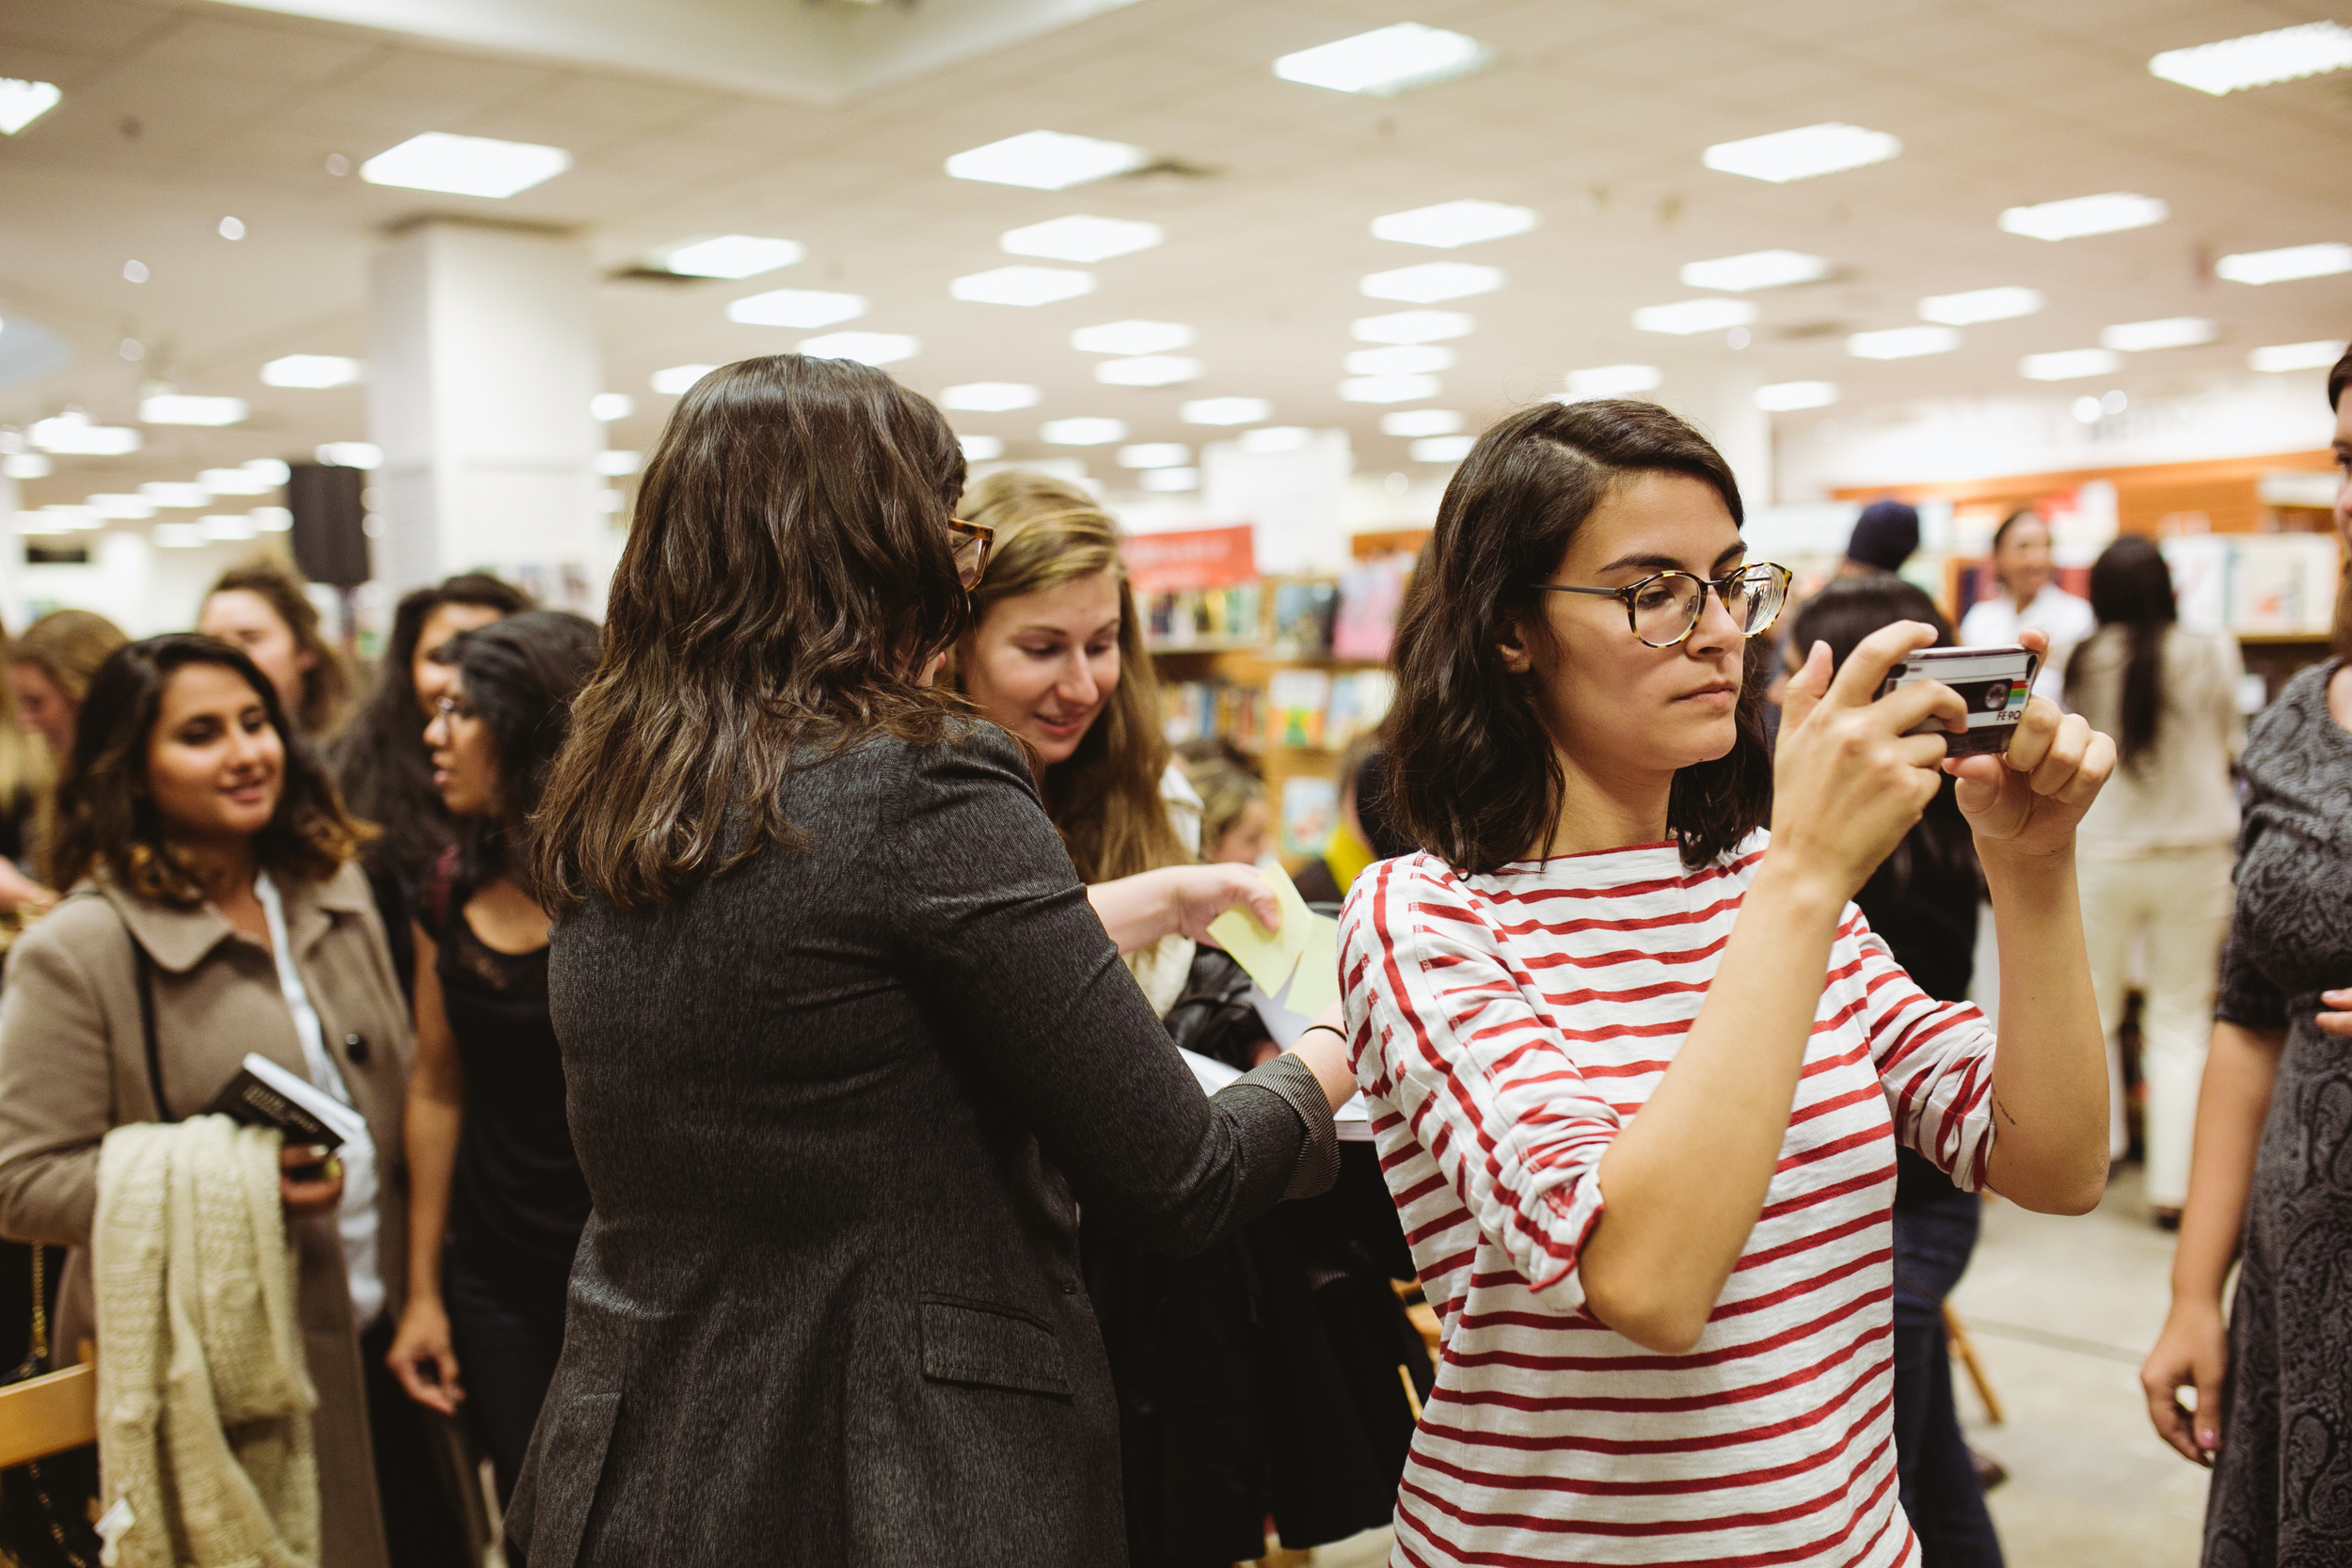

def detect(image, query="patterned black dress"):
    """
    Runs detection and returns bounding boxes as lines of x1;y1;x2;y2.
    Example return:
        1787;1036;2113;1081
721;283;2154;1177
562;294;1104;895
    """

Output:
2204;659;2352;1568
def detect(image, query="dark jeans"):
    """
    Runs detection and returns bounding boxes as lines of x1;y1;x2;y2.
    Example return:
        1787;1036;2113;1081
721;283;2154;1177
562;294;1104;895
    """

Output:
443;1239;569;1509
359;1316;475;1568
1891;1155;2003;1568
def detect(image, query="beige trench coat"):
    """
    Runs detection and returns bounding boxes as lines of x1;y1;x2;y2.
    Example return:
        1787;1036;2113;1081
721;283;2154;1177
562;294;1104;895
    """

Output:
0;862;413;1568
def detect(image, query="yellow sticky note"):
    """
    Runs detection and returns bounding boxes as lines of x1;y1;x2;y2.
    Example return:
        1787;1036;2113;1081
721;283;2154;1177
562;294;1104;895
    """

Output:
1282;915;1342;1019
1206;862;1313;996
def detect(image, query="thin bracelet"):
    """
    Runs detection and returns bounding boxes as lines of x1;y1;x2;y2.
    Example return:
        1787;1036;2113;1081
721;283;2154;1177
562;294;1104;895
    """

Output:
1299;1023;1347;1043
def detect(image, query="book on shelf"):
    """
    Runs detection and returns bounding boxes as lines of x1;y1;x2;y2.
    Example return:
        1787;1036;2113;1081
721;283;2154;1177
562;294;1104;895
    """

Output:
1145;583;1264;649
1270;579;1338;655
1333;554;1410;660
1162;679;1266;750
1279;774;1339;857
1267;668;1332;749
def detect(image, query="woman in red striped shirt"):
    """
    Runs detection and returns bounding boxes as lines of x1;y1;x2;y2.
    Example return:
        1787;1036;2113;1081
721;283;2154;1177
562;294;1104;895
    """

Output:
1343;400;2114;1567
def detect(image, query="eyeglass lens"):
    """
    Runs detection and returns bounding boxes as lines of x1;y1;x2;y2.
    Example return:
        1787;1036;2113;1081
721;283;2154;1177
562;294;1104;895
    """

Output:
952;532;986;588
1630;569;1785;646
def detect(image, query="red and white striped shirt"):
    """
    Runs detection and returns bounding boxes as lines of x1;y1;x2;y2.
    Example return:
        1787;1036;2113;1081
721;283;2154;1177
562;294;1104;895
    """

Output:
1341;832;1994;1568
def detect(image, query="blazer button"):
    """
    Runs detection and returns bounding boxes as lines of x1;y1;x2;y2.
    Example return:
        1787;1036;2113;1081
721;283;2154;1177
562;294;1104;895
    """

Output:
343;1033;370;1066
1060;1282;1077;1294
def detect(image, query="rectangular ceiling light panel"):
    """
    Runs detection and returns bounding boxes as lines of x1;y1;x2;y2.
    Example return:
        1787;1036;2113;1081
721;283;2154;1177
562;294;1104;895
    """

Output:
1565;364;1663;400
1041;417;1126;446
951;266;1095;307
1371;199;1536;249
30;413;139;454
1754;381;1839;412
1138;467;1199;493
1410;436;1475;463
946;131;1147;191
1346;345;1453;376
1353;309;1472;343
1679;250;1829;292
2249;340;2349;372
0;79;62;135
1380;409;1463;436
1918;286;2042;325
1095;356;1200;387
1360;262;1502;303
262;355;363;388
1072;320;1192;355
959;435;1004;461
2100;317;2217;352
314;441;382;468
1240;427;1312;453
728;289;866;328
1274;24;1488;96
2149;22;2352;95
1632;299;1757;335
660;236;804;279
1998;193;2169;241
1340;374;1441;404
941;383;1041;412
89;494;155;520
199;459;289;494
1118;443;1191;469
1847;325;1961;359
139;482;209;508
1001;215;1163;262
1703;123;1900;182
361;133;570;198
799;331;918;366
2020;348;2122;380
2215;243;2352;284
141;394;247;426
1180;397;1272;426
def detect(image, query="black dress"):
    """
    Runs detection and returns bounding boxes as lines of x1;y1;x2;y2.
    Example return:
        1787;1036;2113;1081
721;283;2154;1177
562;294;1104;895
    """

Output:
2203;660;2352;1568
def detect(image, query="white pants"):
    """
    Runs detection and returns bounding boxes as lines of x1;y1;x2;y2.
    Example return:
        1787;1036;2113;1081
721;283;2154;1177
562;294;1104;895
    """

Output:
2078;846;2234;1208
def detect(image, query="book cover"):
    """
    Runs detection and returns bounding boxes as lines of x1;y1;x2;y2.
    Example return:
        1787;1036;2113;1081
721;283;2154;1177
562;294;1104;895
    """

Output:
207;1053;361;1149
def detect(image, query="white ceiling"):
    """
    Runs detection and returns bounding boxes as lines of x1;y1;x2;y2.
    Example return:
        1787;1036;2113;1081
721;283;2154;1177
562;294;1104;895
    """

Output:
3;0;2348;524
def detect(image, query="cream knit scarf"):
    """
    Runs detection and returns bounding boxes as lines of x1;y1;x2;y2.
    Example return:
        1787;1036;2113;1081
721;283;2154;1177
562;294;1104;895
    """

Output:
93;1116;321;1568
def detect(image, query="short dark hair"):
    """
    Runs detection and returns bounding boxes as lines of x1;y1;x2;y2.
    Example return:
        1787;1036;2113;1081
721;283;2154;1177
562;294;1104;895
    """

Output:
1382;399;1772;873
53;634;370;903
437;610;600;891
2329;343;2352;412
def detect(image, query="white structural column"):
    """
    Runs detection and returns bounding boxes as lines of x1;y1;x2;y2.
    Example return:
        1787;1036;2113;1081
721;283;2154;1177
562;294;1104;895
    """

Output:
1665;371;1774;514
368;219;606;603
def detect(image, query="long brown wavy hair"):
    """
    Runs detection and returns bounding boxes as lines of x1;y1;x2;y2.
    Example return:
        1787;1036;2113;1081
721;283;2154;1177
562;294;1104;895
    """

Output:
52;635;369;905
1382;399;1773;874
955;470;1190;883
532;354;968;909
205;559;353;737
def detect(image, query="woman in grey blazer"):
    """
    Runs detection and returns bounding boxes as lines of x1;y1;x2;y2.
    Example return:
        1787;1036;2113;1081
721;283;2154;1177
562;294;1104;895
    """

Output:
503;354;1354;1568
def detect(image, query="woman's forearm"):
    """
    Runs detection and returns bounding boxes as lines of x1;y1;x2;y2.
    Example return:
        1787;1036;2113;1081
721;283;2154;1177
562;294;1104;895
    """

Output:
1088;872;1177;955
2169;1022;2283;1307
403;925;465;1303
1979;846;2109;1213
1582;861;1846;1354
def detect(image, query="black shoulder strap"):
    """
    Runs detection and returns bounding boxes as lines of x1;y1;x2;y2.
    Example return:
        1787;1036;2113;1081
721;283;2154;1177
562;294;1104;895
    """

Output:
133;940;167;1123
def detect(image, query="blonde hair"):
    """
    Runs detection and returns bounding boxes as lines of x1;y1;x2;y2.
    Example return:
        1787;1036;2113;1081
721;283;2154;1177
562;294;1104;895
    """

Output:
957;471;1190;882
8;610;126;881
1189;761;1263;854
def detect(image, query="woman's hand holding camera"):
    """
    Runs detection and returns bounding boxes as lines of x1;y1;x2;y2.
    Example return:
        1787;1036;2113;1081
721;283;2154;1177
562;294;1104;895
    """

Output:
1946;628;2115;859
1771;621;1968;905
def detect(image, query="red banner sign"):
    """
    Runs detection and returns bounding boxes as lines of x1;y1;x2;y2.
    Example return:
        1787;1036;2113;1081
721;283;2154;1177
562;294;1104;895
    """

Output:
1123;524;1257;593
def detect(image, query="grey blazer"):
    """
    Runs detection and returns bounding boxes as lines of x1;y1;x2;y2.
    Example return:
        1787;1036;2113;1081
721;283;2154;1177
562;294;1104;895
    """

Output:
505;722;1337;1568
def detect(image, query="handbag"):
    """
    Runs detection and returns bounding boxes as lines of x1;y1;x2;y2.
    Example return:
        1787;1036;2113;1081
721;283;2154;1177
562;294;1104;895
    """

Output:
0;1245;103;1568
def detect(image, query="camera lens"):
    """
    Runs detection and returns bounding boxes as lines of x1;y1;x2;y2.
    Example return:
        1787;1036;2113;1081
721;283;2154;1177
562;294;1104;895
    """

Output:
1982;685;2006;711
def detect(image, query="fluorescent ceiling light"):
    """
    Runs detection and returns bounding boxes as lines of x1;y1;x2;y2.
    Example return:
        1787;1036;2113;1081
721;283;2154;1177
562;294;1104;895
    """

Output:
152;522;206;548
1703;122;1899;183
799;331;918;366
2249;340;2349;372
1371;199;1535;249
39;505;103;531
1360;262;1502;303
1380;408;1462;436
1410;435;1475;463
15;513;73;535
30;413;140;455
141;394;246;426
2215;242;2352;284
251;506;291;531
1632;299;1757;335
2149;21;2352;95
360;132;569;198
940;382;1041;412
1041;417;1126;446
1848;325;1961;359
591;393;635;421
946;130;1147;191
729;288;866;328
199;515;256;542
1138;467;1199;493
595;451;642;477
1918;286;2042;325
138;482;209;509
199;459;288;494
1998;193;2169;241
1181;397;1271;426
262;355;362;388
1001;215;1162;262
660;235;803;279
1239;427;1312;453
959;435;1004;461
651;364;715;395
2;454;51;480
1565;364;1663;400
1341;374;1440;404
1754;381;1839;412
2020;348;2122;381
1118;442;1191;469
1274;24;1487;96
1073;320;1193;356
88;494;155;520
314;441;382;468
2100;317;2217;353
1095;356;1200;387
0;80;62;135
1345;345;1452;376
950;266;1094;307
1679;250;1830;292
1353;309;1472;344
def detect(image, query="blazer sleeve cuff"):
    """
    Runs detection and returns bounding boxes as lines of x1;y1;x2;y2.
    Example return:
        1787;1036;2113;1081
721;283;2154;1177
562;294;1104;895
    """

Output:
1228;1053;1341;1202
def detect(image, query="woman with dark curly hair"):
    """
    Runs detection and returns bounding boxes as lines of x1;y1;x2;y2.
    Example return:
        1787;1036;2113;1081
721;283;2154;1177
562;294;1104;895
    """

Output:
0;633;460;1568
